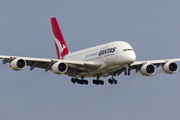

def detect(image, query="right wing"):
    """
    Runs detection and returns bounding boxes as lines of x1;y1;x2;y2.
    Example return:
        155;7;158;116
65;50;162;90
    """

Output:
115;58;180;76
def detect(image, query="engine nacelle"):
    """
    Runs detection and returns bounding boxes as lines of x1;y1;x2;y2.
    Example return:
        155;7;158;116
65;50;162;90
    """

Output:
163;61;178;74
51;62;68;74
140;63;156;76
10;58;26;71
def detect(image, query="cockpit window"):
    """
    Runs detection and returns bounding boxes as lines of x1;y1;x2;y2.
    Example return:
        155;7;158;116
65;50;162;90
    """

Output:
123;49;133;51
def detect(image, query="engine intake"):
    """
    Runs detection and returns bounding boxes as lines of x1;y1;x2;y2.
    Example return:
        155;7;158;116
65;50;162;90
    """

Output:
10;58;26;71
163;61;178;74
51;62;68;74
140;63;156;76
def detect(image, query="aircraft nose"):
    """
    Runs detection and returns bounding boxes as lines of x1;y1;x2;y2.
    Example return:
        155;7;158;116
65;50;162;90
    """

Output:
131;52;136;62
126;52;136;64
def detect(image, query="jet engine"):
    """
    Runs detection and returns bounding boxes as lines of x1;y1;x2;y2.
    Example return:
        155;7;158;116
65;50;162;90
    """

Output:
140;63;156;76
163;61;178;74
51;62;68;74
10;58;26;71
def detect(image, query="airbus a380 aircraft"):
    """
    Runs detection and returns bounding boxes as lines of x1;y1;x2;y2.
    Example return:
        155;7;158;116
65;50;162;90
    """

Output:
0;17;180;85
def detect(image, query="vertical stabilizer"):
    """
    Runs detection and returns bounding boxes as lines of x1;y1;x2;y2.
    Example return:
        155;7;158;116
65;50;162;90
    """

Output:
51;17;70;59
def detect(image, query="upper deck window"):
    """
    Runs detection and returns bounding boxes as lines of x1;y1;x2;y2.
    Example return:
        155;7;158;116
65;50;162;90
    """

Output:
123;49;133;51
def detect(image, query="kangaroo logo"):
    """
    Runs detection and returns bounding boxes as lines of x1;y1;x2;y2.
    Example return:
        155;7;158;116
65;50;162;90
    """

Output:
54;36;66;59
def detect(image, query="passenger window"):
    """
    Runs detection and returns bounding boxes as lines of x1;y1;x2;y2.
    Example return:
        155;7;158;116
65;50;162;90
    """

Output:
123;49;133;51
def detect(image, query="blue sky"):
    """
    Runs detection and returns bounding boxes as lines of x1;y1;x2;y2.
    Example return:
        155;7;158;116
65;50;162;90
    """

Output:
0;0;180;120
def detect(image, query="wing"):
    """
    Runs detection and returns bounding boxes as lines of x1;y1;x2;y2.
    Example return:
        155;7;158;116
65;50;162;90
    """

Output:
0;55;102;73
115;58;180;76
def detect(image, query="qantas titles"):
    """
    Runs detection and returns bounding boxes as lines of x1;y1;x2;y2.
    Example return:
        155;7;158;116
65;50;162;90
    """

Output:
98;47;116;56
85;47;116;58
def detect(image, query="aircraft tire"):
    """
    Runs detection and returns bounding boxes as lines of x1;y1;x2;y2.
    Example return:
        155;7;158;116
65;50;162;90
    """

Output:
128;71;130;76
114;80;117;84
84;80;88;85
124;71;127;76
96;80;99;85
71;78;76;83
93;79;96;84
99;80;104;85
108;79;113;84
101;80;104;85
108;79;111;83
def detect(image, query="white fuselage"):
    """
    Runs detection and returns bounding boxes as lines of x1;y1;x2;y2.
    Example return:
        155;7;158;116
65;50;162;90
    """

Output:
64;41;136;77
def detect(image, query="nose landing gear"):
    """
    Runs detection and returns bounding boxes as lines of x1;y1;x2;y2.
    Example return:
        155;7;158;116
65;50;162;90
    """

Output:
124;65;130;76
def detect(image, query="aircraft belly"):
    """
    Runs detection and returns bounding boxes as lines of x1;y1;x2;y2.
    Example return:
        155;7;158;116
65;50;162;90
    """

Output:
76;64;125;78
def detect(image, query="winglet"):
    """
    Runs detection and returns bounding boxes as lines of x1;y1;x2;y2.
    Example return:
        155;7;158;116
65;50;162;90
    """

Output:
51;17;70;59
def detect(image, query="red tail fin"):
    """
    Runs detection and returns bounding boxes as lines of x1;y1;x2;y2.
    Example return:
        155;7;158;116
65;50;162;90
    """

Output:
51;17;70;59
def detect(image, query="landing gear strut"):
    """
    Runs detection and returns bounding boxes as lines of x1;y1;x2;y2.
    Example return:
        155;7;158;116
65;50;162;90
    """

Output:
124;65;130;76
93;76;104;85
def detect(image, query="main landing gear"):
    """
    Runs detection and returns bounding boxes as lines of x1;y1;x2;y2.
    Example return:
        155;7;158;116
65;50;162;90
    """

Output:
93;77;104;85
108;75;117;84
71;77;88;85
71;75;119;85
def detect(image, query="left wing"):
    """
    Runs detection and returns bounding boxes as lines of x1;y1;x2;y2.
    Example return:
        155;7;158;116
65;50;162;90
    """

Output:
0;55;102;75
115;58;180;76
